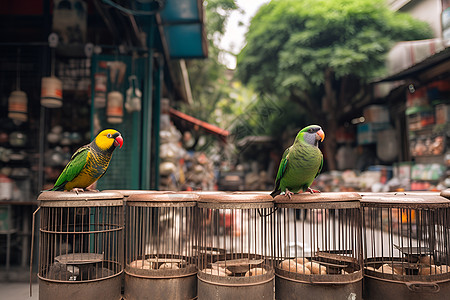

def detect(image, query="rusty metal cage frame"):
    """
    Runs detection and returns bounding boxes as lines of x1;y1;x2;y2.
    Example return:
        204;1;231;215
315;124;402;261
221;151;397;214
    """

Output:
196;192;275;285
36;191;124;284
361;192;450;283
274;192;363;285
441;189;450;201
124;192;199;278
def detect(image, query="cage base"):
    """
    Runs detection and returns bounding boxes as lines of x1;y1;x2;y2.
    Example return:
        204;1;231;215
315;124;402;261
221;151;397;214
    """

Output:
124;272;197;300
275;274;362;300
363;275;450;300
38;272;122;300
197;275;274;300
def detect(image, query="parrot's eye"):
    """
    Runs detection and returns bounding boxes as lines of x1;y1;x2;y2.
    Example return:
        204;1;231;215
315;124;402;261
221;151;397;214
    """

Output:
107;133;112;138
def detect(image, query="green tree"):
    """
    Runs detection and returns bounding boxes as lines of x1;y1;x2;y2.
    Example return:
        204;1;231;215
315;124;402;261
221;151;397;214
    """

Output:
236;0;433;170
180;0;239;126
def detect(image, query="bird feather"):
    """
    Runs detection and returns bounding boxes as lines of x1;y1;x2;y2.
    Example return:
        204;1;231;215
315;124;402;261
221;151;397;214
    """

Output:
50;146;89;191
270;125;324;198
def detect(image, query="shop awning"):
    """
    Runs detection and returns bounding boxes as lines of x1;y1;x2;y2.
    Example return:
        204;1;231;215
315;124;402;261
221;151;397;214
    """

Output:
376;38;450;83
169;108;230;141
158;0;207;59
121;0;207;59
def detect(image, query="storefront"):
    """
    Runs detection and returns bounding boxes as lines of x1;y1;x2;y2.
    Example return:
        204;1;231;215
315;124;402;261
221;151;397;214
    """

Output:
0;0;207;279
315;38;450;193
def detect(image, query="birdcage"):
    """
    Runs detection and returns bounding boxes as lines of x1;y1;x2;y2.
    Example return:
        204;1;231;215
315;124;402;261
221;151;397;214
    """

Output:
124;192;198;300
196;192;274;300
442;188;450;200
273;192;363;300
35;191;124;300
103;190;160;199
361;192;450;300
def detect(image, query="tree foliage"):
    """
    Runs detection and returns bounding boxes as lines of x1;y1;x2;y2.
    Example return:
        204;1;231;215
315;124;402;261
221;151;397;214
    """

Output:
181;0;239;126
236;0;433;169
238;0;432;92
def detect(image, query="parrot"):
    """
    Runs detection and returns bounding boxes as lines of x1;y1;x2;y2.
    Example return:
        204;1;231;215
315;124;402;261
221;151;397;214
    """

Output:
270;125;324;198
49;129;123;192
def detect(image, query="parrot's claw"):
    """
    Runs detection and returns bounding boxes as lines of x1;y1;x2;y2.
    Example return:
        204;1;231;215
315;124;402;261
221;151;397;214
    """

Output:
285;190;294;199
307;187;320;194
70;188;85;195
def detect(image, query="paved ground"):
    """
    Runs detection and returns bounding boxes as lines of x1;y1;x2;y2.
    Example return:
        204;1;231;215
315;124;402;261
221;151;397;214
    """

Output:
0;282;38;300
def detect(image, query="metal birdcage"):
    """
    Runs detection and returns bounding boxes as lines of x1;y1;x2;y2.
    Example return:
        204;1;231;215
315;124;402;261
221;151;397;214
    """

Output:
103;189;159;199
124;192;198;300
361;192;450;300
442;188;450;200
196;192;275;300
36;191;124;300
274;192;363;300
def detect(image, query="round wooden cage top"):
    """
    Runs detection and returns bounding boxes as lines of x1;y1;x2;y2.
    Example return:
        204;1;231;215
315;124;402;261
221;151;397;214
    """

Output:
360;192;450;208
197;191;273;209
274;192;361;209
38;191;123;207
126;191;199;207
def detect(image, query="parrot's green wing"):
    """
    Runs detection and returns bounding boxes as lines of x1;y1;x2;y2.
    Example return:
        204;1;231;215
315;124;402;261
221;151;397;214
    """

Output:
270;147;290;197
315;154;323;178
50;145;90;191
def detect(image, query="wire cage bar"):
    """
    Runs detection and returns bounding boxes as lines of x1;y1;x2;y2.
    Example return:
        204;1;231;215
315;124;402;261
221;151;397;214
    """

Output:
196;192;274;300
124;192;198;300
274;192;363;300
361;192;450;300
36;191;124;300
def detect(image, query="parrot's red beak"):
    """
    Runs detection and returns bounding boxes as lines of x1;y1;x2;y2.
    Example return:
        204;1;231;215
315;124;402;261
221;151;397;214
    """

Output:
114;135;123;148
316;129;325;142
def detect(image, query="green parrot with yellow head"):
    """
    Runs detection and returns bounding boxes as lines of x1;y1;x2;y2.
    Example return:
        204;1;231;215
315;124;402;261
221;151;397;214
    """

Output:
49;129;123;192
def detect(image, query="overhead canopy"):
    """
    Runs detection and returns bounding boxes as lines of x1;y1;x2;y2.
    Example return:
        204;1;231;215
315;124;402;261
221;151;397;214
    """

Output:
112;0;208;59
169;108;230;141
376;38;450;83
158;0;207;59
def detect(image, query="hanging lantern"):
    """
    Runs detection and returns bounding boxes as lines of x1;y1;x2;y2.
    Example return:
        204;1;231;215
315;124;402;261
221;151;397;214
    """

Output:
94;73;107;108
10;48;28;122
41;76;63;108
125;75;142;112
8;90;28;122
106;91;123;124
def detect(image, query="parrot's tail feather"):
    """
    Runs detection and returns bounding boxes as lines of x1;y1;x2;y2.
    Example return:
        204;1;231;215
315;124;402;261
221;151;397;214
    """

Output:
38;188;53;195
270;190;281;198
42;185;64;192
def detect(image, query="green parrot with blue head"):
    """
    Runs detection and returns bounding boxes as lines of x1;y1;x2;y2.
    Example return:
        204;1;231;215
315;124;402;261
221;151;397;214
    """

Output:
270;125;324;198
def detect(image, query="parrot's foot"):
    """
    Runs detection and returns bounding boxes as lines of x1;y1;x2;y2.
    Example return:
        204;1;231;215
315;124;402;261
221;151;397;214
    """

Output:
85;188;100;192
285;189;294;199
307;187;320;194
70;188;85;195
